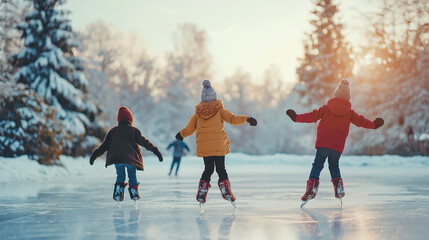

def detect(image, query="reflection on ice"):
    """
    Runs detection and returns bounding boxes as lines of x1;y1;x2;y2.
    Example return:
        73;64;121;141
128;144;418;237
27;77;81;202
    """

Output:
196;214;210;240
113;209;141;240
196;213;237;240
300;208;343;240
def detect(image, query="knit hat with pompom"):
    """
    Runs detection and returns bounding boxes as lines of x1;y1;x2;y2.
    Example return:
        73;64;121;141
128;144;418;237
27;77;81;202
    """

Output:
201;80;217;102
117;106;133;124
333;78;351;101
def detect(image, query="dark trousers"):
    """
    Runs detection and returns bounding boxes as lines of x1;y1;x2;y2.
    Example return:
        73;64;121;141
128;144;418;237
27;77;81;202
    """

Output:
309;147;342;180
169;156;182;174
201;156;228;182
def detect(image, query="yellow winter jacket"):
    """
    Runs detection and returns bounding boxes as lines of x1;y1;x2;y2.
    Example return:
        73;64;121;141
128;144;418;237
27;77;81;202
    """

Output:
180;99;248;157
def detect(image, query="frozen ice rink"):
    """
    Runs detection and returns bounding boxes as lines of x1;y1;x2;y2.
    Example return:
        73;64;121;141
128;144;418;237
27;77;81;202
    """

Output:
1;154;429;240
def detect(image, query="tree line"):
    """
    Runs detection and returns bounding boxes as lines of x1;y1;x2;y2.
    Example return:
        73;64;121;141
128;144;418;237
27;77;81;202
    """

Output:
0;0;428;165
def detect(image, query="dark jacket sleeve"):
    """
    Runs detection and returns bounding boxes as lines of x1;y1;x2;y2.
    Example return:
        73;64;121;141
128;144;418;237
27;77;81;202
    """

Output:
295;105;328;123
135;128;157;152
167;142;174;150
92;128;113;157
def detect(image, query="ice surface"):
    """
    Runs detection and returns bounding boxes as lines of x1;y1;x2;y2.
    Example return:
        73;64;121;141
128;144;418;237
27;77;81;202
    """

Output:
0;154;428;240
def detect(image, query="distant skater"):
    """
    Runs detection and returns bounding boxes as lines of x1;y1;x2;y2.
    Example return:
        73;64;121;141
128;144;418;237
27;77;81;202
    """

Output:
286;79;384;206
176;80;257;205
167;139;190;176
89;106;163;202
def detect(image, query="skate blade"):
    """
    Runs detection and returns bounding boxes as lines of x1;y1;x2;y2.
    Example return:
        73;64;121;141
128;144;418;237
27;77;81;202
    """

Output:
227;198;236;209
339;197;343;209
199;202;205;214
133;199;139;209
300;196;313;208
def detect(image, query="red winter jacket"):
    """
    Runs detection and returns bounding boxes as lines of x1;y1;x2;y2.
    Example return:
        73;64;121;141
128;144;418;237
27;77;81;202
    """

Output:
296;97;375;153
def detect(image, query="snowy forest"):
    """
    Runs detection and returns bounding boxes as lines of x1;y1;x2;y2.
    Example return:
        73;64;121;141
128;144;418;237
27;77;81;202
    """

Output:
0;0;428;165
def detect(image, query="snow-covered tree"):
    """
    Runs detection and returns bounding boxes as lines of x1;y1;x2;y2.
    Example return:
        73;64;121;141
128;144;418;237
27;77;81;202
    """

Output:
296;0;353;107
151;24;212;147
0;76;66;164
221;69;257;153
9;0;103;156
77;21;157;128
0;0;31;74
347;0;429;156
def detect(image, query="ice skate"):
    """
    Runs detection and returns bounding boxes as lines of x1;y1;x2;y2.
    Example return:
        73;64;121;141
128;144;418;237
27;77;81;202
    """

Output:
218;179;236;208
300;179;319;208
128;184;141;201
196;180;211;204
113;183;128;202
332;178;345;207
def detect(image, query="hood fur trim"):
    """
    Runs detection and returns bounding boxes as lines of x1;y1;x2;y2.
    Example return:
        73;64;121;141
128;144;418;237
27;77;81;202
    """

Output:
195;99;223;119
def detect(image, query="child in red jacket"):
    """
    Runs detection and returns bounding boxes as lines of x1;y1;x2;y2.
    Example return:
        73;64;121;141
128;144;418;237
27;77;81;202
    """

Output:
286;79;384;204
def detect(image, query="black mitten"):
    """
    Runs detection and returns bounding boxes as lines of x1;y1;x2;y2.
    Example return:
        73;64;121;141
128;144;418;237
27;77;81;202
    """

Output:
247;117;257;126
374;118;384;129
89;152;97;165
286;109;297;122
153;148;163;162
175;132;183;141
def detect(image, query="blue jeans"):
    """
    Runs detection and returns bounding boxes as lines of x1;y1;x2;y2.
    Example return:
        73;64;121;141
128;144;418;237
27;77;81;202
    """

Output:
115;164;138;187
309;147;342;180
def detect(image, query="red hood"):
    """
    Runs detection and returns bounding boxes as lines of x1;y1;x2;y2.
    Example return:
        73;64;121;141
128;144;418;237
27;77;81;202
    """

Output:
327;98;351;116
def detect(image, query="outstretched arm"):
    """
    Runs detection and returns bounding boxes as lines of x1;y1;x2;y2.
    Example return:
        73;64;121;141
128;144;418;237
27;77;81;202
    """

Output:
135;129;163;162
350;110;376;129
183;142;190;152
90;129;113;165
220;108;248;126
167;142;174;150
287;106;328;123
179;114;198;138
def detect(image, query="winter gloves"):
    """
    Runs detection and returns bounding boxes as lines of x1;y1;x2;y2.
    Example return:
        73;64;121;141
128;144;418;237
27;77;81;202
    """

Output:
152;147;163;162
89;149;99;165
247;117;257;126
374;118;384;129
176;132;184;141
286;109;297;122
89;154;96;165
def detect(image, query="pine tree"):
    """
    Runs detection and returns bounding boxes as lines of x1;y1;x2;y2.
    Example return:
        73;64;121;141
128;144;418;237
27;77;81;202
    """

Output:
296;0;353;107
0;76;66;164
9;0;102;156
0;0;31;74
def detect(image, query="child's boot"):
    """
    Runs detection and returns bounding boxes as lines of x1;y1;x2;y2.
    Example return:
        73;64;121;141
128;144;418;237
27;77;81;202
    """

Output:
196;180;211;203
128;184;141;201
331;178;345;199
218;179;236;202
113;182;128;201
301;179;319;201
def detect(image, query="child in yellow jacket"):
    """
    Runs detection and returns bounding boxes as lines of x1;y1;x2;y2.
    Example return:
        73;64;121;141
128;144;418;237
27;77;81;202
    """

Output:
176;80;257;205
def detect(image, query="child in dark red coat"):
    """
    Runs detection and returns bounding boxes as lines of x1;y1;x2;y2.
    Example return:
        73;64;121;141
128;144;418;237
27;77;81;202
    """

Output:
286;79;384;204
90;107;163;202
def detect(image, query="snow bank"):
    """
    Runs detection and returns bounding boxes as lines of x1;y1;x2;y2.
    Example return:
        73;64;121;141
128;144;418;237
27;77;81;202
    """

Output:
0;155;112;184
0;153;428;183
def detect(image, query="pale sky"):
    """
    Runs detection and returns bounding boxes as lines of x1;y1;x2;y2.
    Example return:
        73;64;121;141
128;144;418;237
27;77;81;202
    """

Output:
64;0;375;85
